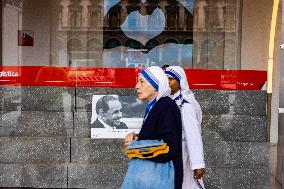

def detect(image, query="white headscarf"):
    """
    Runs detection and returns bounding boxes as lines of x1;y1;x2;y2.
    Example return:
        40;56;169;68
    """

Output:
140;66;171;101
165;66;202;124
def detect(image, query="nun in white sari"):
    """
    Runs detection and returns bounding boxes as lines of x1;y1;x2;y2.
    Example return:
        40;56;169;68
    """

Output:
165;66;205;189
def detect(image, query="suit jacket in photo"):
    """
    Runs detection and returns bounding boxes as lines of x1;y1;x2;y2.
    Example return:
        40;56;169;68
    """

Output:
91;118;128;129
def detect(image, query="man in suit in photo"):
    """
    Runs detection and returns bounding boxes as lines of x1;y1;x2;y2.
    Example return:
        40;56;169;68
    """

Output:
91;95;128;129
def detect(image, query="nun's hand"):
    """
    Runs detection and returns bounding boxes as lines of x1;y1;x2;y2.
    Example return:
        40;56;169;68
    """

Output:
194;168;205;180
124;132;138;146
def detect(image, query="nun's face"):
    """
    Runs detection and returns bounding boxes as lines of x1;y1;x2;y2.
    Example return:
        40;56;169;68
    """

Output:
135;75;158;102
168;77;181;95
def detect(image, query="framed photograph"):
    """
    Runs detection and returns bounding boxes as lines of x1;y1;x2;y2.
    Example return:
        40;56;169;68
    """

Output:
91;95;146;138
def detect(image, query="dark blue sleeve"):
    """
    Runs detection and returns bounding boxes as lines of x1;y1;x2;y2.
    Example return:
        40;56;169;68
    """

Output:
149;104;181;163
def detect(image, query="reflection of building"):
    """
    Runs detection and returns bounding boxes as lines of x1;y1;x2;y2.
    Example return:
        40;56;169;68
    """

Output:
1;0;282;188
3;0;244;69
55;0;104;67
53;0;240;69
103;0;194;67
192;0;241;70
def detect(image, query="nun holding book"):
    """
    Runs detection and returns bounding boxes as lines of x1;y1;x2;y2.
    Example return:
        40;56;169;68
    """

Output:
122;66;183;189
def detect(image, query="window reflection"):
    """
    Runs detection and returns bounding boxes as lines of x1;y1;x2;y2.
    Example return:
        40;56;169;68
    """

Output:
67;38;83;51
2;0;241;70
87;39;102;51
69;2;82;27
105;38;121;49
89;7;102;27
165;5;179;30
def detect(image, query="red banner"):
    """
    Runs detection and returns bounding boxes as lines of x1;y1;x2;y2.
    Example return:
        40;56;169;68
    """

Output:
0;66;267;90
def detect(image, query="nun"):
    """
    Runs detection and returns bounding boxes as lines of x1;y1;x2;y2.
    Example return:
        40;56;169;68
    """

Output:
165;66;206;189
123;66;183;189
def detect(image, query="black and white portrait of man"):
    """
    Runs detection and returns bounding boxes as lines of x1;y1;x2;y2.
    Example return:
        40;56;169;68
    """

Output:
91;95;146;138
91;95;128;129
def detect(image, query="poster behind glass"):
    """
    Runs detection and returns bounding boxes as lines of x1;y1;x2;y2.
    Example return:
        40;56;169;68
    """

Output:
91;95;147;138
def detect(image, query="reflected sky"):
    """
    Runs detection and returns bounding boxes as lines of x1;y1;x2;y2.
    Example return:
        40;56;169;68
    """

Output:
104;0;120;16
103;0;194;68
121;8;165;45
103;43;193;68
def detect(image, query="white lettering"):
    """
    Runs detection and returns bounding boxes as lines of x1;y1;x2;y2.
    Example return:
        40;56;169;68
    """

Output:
0;71;19;77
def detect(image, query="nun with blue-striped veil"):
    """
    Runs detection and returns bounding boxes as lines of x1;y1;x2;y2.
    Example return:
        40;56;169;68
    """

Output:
165;66;205;189
122;66;183;189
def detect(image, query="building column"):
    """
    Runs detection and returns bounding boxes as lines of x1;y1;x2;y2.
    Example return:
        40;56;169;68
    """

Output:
179;6;185;30
215;0;225;28
159;1;167;29
60;0;70;27
196;1;207;30
81;0;91;27
120;5;127;24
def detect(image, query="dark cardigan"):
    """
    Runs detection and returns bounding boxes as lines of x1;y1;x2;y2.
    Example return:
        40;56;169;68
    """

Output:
138;96;183;189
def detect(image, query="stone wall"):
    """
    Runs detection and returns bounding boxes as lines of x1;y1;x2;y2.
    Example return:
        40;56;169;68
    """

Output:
0;87;269;188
